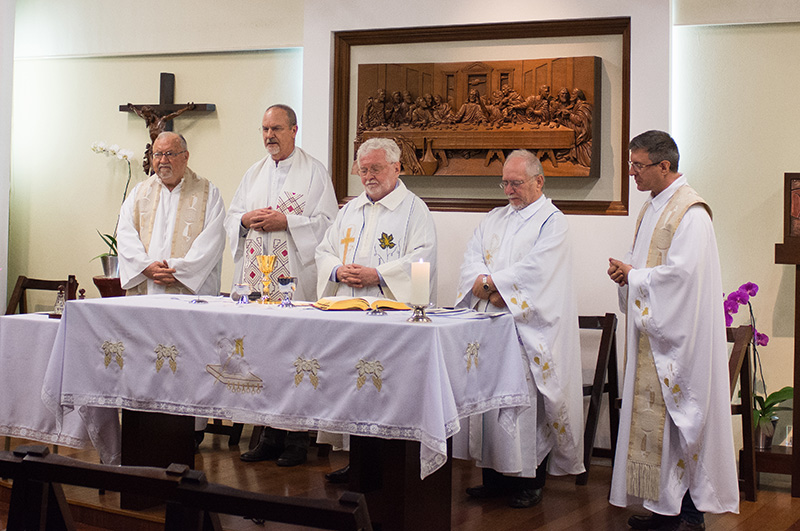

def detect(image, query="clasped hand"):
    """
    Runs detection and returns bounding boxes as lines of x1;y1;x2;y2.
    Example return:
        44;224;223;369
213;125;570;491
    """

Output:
337;264;380;288
471;274;506;308
242;207;288;232
607;258;632;286
144;260;177;285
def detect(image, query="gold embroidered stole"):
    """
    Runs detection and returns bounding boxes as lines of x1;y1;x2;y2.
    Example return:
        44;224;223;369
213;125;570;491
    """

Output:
128;169;210;295
626;185;710;501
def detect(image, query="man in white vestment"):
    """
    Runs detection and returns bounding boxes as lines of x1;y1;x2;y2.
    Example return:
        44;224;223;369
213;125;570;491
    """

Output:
225;104;338;467
118;131;226;297
607;131;738;530
454;149;584;509
316;137;438;483
117;131;226;445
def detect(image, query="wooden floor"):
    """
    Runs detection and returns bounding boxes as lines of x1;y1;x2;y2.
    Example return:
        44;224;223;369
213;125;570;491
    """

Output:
2;427;799;530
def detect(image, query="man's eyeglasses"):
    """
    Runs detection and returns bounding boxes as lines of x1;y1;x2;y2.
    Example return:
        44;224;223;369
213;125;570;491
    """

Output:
629;161;659;172
152;151;186;160
358;165;388;177
498;179;531;190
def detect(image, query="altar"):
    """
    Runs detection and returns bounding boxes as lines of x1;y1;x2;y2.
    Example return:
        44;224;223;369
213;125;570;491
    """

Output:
40;294;530;529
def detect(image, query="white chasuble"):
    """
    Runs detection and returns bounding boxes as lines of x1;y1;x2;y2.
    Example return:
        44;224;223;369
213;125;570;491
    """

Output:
117;169;226;296
315;180;437;303
453;195;584;478
609;176;739;515
224;148;338;302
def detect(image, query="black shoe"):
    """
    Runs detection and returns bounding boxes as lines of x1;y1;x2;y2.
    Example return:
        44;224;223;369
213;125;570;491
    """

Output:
325;465;350;484
276;445;307;467
465;484;507;499
628;512;680;530
240;440;283;462
508;488;543;509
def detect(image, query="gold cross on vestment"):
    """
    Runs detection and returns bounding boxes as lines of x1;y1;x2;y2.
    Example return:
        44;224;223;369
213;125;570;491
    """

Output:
340;227;355;264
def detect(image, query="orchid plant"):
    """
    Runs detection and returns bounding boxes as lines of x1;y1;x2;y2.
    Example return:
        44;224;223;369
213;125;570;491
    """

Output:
91;142;135;258
724;282;793;437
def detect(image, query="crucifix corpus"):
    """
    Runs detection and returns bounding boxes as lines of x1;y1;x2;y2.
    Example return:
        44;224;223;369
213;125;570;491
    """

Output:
120;72;215;174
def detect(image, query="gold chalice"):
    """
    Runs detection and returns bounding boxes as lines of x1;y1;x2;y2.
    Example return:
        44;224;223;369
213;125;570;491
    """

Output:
256;254;276;304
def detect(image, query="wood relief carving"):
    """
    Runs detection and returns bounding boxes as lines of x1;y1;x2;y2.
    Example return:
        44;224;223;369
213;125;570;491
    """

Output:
355;56;601;179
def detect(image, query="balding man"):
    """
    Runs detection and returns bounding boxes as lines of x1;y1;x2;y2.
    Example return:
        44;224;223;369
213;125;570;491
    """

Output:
455;149;584;509
117;131;226;296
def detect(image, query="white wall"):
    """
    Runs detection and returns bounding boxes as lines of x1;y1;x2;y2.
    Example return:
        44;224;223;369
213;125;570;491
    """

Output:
14;0;304;57
0;1;14;310
673;22;800;401
10;50;303;299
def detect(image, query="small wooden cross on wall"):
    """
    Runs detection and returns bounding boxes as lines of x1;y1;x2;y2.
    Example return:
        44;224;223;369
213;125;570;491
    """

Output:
120;72;215;173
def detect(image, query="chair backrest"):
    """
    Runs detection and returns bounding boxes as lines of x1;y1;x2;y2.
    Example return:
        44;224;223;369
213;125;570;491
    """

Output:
5;275;79;315
728;324;753;399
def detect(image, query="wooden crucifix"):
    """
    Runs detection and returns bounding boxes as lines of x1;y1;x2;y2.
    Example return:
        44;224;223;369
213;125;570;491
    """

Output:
120;72;215;173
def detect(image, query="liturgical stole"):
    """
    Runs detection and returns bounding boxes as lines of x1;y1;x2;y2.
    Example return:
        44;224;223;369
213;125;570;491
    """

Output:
127;168;209;295
626;185;711;501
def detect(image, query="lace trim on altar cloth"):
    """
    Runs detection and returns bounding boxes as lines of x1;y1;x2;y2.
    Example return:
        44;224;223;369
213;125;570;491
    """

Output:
59;390;530;478
0;424;90;449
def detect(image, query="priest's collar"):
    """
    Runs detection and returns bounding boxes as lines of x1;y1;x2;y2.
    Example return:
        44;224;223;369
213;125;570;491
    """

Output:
649;175;688;212
513;193;547;219
364;180;405;209
272;148;297;168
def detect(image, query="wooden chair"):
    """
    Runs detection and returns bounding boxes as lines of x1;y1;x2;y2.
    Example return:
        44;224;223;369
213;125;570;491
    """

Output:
576;313;620;485
728;325;757;502
5;274;79;315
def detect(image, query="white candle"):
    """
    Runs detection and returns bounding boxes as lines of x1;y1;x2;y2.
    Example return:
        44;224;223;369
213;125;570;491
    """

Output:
410;260;430;306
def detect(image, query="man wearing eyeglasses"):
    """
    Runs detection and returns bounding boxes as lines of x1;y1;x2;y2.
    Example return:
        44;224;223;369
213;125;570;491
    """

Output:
225;104;338;467
314;137;437;484
454;149;584;509
608;131;738;530
316;137;437;302
117;131;226;297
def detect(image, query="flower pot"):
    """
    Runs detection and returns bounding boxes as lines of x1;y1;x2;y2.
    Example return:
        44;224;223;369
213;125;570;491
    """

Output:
755;418;779;451
100;255;119;278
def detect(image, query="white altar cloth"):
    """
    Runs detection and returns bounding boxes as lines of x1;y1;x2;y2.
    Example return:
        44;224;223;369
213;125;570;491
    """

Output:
0;314;93;448
42;295;529;478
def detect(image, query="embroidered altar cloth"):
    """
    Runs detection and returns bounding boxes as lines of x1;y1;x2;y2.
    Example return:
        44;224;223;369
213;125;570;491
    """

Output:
42;295;529;478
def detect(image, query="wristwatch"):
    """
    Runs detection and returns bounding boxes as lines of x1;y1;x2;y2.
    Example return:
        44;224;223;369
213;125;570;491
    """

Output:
482;275;491;293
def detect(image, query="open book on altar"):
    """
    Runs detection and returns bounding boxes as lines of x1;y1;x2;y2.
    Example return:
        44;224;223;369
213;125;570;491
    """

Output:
313;296;411;311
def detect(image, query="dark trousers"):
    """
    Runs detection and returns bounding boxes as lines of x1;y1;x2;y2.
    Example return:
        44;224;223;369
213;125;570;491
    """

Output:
481;454;549;491
261;427;310;449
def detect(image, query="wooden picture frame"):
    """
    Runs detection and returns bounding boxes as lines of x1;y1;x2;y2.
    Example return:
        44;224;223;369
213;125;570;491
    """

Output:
332;17;631;214
775;172;800;264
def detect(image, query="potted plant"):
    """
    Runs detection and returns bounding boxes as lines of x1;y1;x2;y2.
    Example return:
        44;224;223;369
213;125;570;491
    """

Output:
753;385;793;449
725;282;794;450
91;142;135;278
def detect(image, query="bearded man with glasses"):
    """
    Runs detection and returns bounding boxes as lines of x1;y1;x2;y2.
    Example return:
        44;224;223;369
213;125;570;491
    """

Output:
117;131;226;297
455;149;584;509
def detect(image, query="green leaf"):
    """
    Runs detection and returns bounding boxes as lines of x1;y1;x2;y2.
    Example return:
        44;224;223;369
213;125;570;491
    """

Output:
763;386;793;409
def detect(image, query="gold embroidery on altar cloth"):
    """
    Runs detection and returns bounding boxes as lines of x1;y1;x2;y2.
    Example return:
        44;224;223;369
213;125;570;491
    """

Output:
294;357;321;389
355;359;384;391
206;337;263;394
101;341;124;369
155;344;178;373
465;342;480;372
